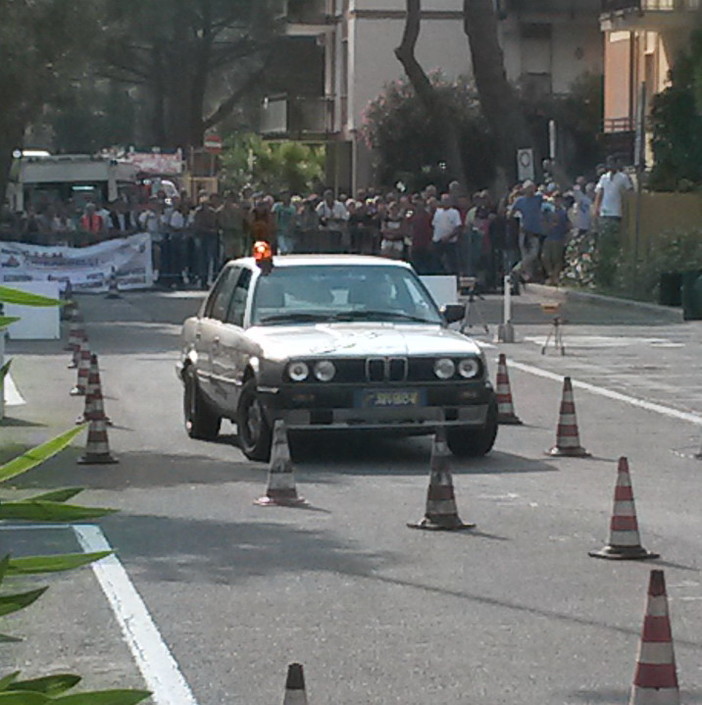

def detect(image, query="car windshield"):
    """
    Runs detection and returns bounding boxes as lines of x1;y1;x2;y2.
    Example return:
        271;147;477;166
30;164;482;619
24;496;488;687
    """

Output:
251;264;443;326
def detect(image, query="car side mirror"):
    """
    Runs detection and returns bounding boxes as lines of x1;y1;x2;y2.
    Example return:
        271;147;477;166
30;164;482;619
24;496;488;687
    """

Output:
441;303;465;324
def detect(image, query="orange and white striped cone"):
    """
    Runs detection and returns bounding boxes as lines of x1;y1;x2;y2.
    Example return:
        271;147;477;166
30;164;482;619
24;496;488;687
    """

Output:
70;339;92;396
78;414;118;465
629;570;680;705
589;457;658;560
65;308;84;357
546;376;591;457
408;427;475;531
254;420;306;506
282;663;307;705
76;354;112;426
495;353;522;425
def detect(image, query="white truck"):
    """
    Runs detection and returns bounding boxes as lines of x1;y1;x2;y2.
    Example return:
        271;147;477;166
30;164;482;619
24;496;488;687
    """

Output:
6;153;139;212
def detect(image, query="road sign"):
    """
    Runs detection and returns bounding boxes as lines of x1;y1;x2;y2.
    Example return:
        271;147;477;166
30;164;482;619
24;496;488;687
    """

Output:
203;134;222;154
517;148;534;182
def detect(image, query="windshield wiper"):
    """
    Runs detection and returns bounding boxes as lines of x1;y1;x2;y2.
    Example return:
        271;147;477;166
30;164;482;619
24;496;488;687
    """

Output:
331;310;432;323
257;312;329;324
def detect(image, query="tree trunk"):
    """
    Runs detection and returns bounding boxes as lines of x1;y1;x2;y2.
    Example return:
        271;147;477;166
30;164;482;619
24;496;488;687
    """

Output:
395;0;466;188
462;0;537;190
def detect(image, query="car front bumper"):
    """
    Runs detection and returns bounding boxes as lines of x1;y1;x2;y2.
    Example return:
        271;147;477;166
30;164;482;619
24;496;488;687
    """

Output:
258;381;493;431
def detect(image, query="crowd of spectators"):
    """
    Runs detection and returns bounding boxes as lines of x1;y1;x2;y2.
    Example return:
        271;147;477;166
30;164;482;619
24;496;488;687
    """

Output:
0;155;632;292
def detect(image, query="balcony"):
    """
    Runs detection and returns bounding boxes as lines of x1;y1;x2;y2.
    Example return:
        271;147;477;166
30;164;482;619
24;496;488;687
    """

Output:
506;0;602;16
601;0;702;30
260;94;336;137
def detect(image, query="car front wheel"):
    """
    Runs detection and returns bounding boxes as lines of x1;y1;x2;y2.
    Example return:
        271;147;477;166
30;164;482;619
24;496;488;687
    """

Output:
446;396;498;458
183;366;221;440
237;378;273;462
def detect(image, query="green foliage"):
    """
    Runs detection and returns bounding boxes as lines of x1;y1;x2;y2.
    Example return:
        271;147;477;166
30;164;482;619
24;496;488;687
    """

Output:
221;133;325;194
360;72;495;192
614;228;702;300
0;428;149;703
650;30;702;191
7;553;112;576
0;287;62;308
523;72;605;178
0;426;86;483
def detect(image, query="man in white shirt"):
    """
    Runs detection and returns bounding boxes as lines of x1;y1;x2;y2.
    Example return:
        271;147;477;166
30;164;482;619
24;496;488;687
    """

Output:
432;193;462;274
316;189;349;252
593;156;633;286
594;157;633;223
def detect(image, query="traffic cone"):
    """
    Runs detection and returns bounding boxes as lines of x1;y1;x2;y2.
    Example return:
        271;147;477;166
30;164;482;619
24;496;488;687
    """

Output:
70;339;91;396
408;427;475;530
105;269;121;299
60;280;74;321
78;413;118;465
76;354;112;426
65;307;84;354
629;570;680;705
589;457;658;560
546;376;591;457
495;353;522;425
282;663;307;705
254;420;306;506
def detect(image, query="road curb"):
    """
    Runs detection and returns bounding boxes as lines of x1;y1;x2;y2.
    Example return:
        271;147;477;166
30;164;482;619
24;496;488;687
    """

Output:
526;283;685;322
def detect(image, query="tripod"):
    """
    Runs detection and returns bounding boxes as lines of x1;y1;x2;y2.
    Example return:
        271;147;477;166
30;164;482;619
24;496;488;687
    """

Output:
540;302;565;355
460;282;490;335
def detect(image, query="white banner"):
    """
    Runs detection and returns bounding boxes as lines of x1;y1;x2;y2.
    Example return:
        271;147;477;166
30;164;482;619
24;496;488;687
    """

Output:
0;233;153;294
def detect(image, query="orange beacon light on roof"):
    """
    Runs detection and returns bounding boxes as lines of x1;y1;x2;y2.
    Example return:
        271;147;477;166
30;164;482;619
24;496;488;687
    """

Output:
253;241;274;273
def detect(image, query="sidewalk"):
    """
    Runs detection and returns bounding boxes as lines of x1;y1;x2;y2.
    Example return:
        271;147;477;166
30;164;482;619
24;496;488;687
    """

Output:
525;283;684;323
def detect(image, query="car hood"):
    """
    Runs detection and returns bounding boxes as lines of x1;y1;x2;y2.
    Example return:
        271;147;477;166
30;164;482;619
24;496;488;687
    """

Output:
246;323;483;360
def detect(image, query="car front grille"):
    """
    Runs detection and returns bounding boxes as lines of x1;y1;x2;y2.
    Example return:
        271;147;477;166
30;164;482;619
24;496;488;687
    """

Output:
365;357;408;382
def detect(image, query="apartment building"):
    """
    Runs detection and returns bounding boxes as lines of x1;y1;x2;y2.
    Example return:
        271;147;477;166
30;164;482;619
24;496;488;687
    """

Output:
600;0;702;164
262;0;603;191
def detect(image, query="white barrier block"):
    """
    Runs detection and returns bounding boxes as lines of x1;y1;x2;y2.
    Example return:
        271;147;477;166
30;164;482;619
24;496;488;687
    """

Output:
4;281;60;340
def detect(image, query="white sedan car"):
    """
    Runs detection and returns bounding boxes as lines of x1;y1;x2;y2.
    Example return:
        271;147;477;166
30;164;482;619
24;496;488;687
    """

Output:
178;253;497;461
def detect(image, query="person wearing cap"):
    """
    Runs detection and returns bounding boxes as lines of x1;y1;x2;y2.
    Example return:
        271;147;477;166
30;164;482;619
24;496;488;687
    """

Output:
541;191;570;286
508;180;545;283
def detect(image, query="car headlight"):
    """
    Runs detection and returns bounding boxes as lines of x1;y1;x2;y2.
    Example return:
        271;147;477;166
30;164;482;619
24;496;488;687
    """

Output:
313;360;336;382
433;358;456;380
287;361;309;382
458;358;481;379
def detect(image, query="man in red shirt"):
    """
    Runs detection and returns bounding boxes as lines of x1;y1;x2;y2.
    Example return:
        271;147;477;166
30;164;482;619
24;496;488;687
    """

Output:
79;203;104;242
408;195;435;274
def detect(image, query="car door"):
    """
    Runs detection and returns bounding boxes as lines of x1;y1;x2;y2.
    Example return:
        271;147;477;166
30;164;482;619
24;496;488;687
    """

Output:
215;267;254;409
197;266;241;407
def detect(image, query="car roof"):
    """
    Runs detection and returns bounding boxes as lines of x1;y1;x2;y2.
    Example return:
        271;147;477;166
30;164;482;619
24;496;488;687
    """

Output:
231;254;414;271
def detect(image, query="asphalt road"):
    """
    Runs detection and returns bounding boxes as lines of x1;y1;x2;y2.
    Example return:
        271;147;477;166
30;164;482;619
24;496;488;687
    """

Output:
1;287;701;705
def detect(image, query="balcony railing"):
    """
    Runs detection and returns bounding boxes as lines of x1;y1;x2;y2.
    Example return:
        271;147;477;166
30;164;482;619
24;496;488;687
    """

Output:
261;94;336;136
273;0;331;24
601;0;700;11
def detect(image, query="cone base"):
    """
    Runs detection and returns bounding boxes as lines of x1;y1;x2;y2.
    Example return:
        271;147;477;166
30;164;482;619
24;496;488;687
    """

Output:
69;387;86;396
498;414;523;425
407;516;476;531
254;495;307;507
694;451;702;460
78;454;118;465
546;446;591;458
589;545;659;560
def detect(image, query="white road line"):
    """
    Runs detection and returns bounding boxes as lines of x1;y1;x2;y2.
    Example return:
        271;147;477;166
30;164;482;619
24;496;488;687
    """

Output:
508;360;702;427
73;524;199;705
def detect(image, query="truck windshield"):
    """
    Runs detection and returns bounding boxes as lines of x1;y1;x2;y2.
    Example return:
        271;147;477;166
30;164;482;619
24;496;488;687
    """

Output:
251;264;443;326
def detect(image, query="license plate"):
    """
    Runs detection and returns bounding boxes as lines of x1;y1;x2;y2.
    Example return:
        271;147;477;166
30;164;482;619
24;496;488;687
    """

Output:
357;390;423;408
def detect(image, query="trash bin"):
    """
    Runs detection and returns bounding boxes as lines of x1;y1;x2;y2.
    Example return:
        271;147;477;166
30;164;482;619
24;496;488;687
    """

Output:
659;272;682;307
681;269;702;320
